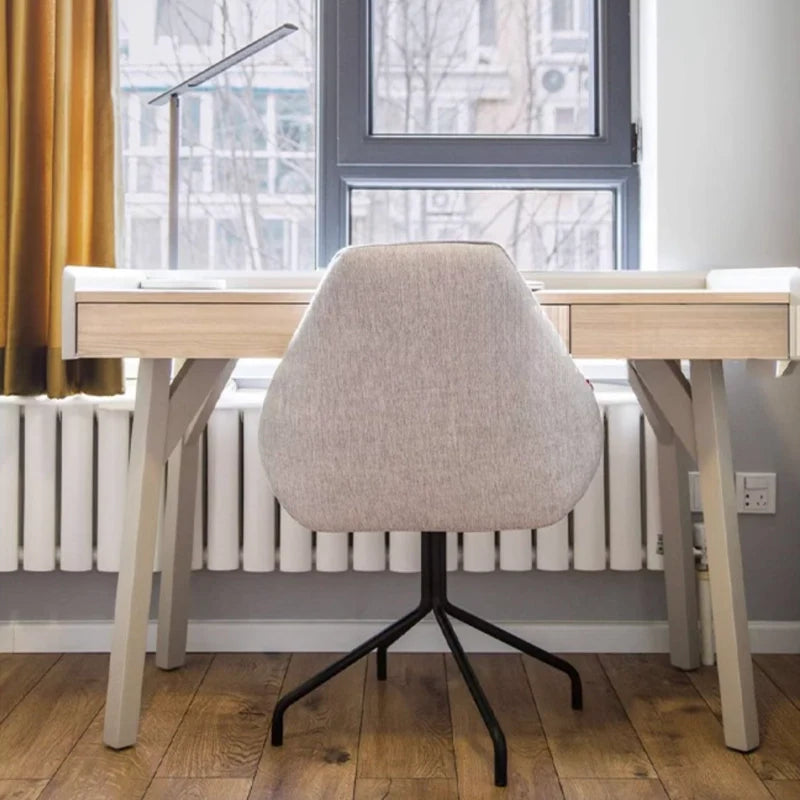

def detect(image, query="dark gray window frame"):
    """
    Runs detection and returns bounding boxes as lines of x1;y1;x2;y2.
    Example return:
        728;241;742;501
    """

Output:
318;0;638;268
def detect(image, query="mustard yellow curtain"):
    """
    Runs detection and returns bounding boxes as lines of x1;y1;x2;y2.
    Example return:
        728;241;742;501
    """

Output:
0;0;121;397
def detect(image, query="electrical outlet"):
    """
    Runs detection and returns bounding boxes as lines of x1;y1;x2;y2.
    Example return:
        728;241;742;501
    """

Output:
688;471;776;514
735;472;776;514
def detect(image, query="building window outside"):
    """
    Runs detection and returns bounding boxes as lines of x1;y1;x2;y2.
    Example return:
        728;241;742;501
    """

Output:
155;0;215;45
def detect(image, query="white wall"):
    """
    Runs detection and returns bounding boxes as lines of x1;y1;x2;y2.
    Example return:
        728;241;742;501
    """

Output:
640;0;800;270
639;0;800;624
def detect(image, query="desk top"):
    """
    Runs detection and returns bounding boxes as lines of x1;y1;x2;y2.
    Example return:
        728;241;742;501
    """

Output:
63;266;800;361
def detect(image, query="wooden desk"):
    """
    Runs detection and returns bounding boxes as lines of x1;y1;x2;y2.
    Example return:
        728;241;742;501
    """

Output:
63;265;800;756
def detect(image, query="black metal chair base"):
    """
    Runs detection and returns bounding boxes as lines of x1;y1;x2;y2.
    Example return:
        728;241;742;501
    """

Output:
270;532;582;788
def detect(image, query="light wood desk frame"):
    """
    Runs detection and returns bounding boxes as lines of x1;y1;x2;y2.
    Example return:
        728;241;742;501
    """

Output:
64;266;800;756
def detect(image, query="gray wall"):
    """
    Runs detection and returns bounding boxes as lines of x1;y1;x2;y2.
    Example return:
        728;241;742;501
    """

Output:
3;1;800;625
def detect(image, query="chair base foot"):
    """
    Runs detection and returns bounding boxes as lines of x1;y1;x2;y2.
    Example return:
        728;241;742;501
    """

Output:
270;532;581;789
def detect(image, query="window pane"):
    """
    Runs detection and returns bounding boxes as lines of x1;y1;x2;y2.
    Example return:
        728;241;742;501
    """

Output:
119;0;317;270
371;0;595;136
349;188;615;270
129;217;162;268
139;97;162;147
257;217;287;269
213;90;268;151
215;219;248;268
181;96;202;147
179;219;210;269
156;0;214;45
276;92;313;151
136;157;168;192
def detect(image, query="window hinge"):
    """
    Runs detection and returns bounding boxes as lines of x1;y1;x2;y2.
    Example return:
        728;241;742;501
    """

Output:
631;121;642;164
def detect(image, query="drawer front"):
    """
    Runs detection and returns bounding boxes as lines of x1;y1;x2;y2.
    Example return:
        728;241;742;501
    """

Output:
542;305;570;349
570;304;788;359
76;302;308;358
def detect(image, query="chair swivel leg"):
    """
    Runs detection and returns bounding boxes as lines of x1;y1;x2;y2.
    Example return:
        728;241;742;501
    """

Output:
377;534;435;680
271;606;427;746
376;604;429;680
445;601;583;710
434;606;508;787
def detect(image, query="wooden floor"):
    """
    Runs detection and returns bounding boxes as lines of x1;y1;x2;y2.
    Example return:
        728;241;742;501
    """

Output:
0;653;799;799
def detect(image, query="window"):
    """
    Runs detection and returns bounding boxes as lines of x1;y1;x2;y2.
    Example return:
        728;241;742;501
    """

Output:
138;96;161;148
179;219;210;269
129;217;162;269
180;96;202;147
118;0;634;272
370;0;595;137
155;0;214;45
257;217;288;269
551;0;592;32
119;0;316;270
276;92;313;151
135;157;168;193
215;218;247;267
322;0;637;269
479;0;497;48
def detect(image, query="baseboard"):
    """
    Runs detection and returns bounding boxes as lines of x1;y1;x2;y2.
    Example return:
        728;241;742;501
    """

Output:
1;619;798;654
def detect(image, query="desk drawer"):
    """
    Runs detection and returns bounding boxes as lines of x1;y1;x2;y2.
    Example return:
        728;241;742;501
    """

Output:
570;304;788;359
541;305;570;349
76;302;308;358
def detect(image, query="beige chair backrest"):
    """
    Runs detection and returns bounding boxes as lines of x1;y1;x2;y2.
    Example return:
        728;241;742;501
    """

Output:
260;242;602;532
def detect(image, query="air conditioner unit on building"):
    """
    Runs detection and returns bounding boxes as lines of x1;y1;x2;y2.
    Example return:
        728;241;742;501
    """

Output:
425;190;466;215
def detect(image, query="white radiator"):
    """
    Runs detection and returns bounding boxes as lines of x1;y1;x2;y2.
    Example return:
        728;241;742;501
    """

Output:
0;387;664;574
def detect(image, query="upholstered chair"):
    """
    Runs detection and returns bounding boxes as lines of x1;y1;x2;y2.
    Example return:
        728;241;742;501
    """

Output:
259;241;603;787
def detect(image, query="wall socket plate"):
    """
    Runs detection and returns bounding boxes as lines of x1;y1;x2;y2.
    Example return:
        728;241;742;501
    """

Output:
689;471;777;514
735;472;777;514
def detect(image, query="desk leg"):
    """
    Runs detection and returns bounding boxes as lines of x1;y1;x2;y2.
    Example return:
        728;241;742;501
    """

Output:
104;358;171;749
629;360;699;670
657;437;700;670
690;359;758;751
156;358;235;671
156;438;200;670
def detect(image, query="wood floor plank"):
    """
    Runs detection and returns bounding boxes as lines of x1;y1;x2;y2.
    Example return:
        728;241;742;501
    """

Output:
526;653;656;779
157;653;289;779
0;781;49;800
601;654;772;800
689;663;800;780
249;653;365;800
0;654;107;780
765;781;800;800
755;656;800;708
0;655;59;727
41;654;211;800
142;778;252;799
561;778;669;799
447;653;562;799
358;653;455;780
354;778;458;799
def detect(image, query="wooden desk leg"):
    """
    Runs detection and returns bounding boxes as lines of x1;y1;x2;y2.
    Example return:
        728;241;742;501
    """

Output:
690;359;759;751
156;438;200;670
156;358;236;671
628;360;699;670
657;437;700;670
104;358;171;749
